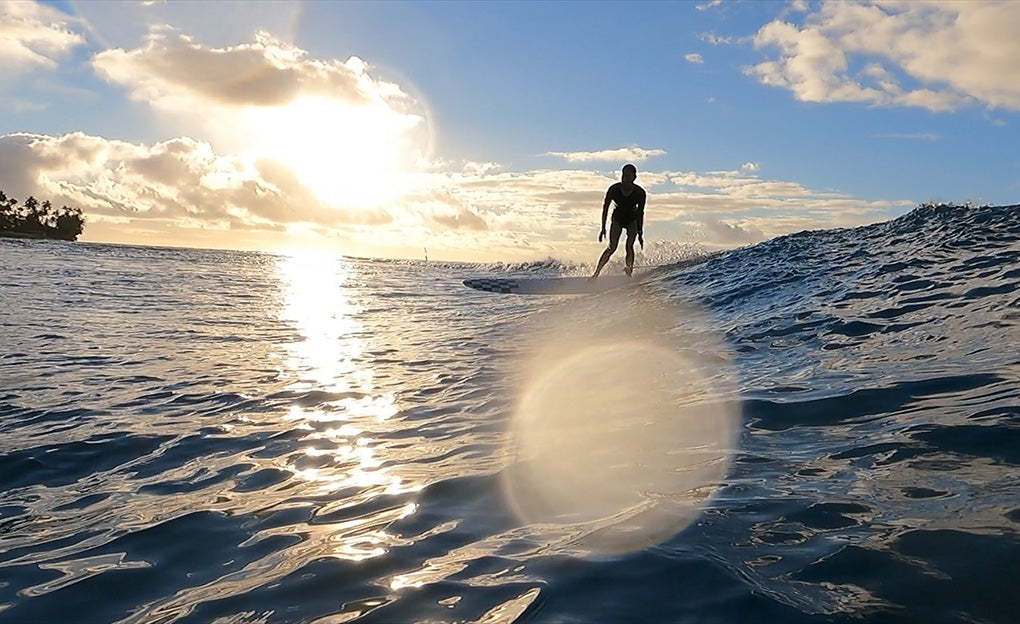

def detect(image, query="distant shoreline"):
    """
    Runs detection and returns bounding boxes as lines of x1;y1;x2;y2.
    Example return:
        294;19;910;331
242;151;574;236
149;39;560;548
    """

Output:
1;190;85;242
0;229;77;242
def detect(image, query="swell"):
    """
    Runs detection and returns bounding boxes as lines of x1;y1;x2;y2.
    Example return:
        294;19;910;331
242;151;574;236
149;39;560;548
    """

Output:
2;203;1020;623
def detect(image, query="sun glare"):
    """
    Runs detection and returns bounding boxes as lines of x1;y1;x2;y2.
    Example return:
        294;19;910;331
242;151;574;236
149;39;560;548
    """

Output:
242;96;423;208
503;292;742;554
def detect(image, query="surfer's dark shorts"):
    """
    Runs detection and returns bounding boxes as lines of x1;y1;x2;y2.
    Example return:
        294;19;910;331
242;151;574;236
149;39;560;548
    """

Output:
611;210;638;229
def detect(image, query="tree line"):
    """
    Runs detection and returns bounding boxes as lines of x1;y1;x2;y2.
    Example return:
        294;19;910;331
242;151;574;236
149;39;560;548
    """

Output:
0;190;84;241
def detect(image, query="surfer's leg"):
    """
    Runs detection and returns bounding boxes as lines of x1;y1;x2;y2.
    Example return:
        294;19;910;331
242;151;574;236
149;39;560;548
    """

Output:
624;225;637;275
591;222;623;279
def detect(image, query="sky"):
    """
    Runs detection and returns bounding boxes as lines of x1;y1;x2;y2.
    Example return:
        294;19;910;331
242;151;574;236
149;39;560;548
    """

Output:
1;0;1019;262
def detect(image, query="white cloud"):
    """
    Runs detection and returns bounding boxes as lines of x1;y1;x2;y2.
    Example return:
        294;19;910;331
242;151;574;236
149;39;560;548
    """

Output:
685;53;704;64
0;131;375;225
92;30;406;109
740;161;759;171
696;0;723;11
408;164;911;256
546;146;666;163
0;130;913;260
0;1;83;74
91;30;430;211
463;161;501;176
701;218;765;245
700;32;737;45
745;1;1020;112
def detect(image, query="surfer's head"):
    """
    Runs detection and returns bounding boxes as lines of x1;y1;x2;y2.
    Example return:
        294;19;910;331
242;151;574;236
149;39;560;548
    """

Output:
622;164;637;183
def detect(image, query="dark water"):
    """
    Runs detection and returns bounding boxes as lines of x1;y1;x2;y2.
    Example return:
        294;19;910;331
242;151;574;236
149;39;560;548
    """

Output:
2;203;1020;623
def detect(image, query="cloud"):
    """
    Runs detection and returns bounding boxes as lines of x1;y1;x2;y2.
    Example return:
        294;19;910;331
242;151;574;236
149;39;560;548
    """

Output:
643;166;911;248
462;161;501;176
745;1;1020;112
685;53;704;64
696;0;724;10
92;29;407;110
0;131;913;259
546;146;666;163
701;218;765;245
0;132;389;231
701;32;737;45
90;30;429;213
0;1;84;74
429;207;489;231
417;164;911;255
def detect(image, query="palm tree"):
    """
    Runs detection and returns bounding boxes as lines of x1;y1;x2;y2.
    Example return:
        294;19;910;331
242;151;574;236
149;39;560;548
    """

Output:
0;191;16;231
21;196;44;234
0;189;85;240
54;206;85;240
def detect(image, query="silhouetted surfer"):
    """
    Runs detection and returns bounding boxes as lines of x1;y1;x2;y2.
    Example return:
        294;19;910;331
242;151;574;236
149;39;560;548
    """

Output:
590;164;646;280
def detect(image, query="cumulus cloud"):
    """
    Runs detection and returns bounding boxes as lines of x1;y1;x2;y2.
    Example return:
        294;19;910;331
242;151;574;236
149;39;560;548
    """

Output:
745;1;1020;112
401;188;489;231
92;29;409;110
0;1;83;74
0;130;913;258
429;207;488;231
420;164;910;255
462;161;501;176
701;218;765;245
0;132;390;231
642;166;912;248
701;32;737;45
685;53;704;64
89;30;430;215
546;146;666;163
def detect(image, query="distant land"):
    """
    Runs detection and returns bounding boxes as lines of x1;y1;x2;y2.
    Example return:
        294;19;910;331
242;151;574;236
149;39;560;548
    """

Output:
0;191;84;242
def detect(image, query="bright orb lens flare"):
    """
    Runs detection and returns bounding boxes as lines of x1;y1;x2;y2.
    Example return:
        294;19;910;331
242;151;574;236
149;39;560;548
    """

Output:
503;296;740;554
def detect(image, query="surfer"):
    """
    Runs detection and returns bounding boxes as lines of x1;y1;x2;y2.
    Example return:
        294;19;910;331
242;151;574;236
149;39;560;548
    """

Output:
590;163;646;280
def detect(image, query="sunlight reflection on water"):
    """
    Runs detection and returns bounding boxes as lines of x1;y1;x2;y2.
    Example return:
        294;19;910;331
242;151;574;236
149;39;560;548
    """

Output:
275;252;367;393
272;251;419;563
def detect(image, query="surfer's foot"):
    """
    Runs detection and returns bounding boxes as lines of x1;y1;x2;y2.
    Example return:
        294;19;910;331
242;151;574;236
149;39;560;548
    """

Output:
624;266;633;277
587;274;599;282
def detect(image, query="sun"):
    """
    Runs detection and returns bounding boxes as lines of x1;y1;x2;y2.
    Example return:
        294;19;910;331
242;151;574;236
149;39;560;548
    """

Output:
240;95;425;208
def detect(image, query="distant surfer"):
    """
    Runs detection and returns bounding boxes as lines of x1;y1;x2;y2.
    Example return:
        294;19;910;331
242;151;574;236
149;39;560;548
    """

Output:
590;163;646;280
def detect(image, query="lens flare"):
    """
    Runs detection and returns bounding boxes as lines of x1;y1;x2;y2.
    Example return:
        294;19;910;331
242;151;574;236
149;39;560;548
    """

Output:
502;293;740;553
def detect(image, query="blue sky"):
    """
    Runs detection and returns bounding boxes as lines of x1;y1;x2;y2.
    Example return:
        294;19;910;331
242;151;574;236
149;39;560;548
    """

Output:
1;0;1018;261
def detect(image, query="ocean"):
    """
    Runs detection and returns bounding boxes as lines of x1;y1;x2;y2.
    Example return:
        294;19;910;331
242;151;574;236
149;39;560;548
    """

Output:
2;202;1019;624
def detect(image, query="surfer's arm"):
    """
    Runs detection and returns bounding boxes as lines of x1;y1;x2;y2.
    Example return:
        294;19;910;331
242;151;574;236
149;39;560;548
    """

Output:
637;194;646;245
598;195;611;241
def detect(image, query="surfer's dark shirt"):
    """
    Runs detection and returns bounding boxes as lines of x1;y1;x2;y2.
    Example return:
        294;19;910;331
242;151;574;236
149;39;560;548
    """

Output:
605;182;646;227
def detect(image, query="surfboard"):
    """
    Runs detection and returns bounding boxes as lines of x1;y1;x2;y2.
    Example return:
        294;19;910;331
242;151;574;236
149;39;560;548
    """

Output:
463;274;637;295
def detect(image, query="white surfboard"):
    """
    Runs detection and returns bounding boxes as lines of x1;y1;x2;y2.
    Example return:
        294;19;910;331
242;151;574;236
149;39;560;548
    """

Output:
463;274;638;295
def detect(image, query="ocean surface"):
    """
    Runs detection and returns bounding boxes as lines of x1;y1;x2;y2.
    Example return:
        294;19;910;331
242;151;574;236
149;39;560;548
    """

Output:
2;202;1020;624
